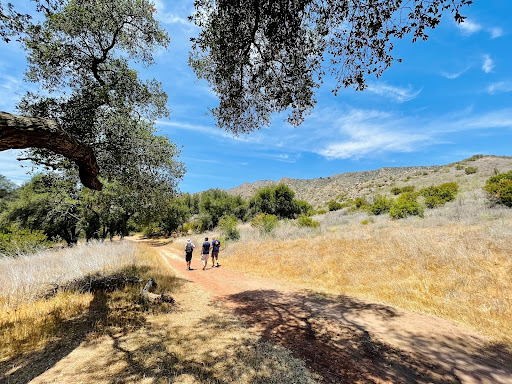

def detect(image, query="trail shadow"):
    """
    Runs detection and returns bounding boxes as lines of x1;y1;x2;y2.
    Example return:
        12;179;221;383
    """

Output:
55;311;316;383
0;268;183;384
225;289;512;384
0;291;110;384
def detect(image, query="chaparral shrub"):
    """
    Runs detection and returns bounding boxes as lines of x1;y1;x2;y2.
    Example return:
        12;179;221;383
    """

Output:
484;171;512;207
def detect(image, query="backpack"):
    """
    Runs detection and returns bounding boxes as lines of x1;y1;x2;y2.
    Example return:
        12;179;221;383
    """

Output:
185;243;193;253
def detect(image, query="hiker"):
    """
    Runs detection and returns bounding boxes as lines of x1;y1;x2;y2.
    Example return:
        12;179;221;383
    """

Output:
201;237;211;270
211;237;221;268
184;239;195;270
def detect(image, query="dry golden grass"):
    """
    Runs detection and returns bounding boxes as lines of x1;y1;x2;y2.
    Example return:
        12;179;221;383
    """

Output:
222;222;512;348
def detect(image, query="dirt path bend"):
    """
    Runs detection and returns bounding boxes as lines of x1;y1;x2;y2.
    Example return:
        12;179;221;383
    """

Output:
158;246;512;384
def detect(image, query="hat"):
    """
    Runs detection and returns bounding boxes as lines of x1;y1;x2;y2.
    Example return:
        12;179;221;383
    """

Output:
187;239;191;243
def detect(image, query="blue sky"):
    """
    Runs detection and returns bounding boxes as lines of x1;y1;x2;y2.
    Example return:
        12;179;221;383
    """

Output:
1;0;511;192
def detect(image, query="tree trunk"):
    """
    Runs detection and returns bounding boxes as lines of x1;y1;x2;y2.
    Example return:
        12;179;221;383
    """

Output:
0;111;102;190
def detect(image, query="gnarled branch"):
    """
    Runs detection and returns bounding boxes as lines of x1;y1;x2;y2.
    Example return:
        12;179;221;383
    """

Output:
0;111;102;190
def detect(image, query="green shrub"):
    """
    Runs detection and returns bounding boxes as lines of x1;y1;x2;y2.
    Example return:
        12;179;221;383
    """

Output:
142;223;163;238
182;221;199;234
0;227;52;256
353;197;368;209
251;213;279;234
327;200;343;211
389;193;423;219
218;215;240;240
295;199;314;216
467;154;484;161
315;209;327;215
391;186;415;195
297;214;320;228
455;164;464;170
361;218;374;225
484;171;512;207
420;182;459;209
465;166;478;175
369;195;392;215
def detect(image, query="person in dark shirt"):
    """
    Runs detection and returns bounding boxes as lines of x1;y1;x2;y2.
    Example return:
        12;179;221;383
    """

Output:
201;237;211;270
211;237;221;268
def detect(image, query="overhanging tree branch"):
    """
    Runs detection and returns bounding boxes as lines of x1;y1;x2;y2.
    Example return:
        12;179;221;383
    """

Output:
0;111;102;190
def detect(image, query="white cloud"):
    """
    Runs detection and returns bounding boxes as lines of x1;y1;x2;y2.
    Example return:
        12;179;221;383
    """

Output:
490;27;504;39
152;0;195;27
457;19;482;35
316;109;429;159
487;82;512;95
156;120;254;142
441;69;468;79
482;55;495;73
366;83;422;102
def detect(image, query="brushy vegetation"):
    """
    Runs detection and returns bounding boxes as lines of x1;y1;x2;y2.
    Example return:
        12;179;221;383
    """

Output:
465;166;478;175
251;213;280;235
485;171;512;207
297;214;320;228
389;192;423;219
218;215;240;240
420;182;459;209
0;227;51;256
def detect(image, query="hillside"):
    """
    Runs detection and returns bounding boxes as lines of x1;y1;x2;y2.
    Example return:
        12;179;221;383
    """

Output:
226;155;512;206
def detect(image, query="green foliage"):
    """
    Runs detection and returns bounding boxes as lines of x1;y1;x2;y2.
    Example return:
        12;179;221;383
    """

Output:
251;213;279;235
369;195;392;215
295;199;314;216
389;193;423;219
141;223;163;238
13;0;184;190
328;200;343;211
182;221;200;234
353;197;369;209
315;209;327;215
249;184;303;219
420;182;459;209
0;175;16;199
218;215;240;240
484;171;512;207
391;186;415;195
0;227;51;256
190;0;470;133
466;154;484;161
197;189;248;229
464;166;478;175
455;164;464;170
161;199;190;236
297;214;320;228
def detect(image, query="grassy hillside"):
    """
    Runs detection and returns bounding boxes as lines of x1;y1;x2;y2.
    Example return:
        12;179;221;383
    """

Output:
227;155;512;207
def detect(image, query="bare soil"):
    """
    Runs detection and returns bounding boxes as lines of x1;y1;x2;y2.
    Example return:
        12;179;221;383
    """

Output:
158;245;512;384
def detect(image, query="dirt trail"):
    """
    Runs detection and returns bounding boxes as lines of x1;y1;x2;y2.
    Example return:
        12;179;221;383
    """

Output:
158;245;512;384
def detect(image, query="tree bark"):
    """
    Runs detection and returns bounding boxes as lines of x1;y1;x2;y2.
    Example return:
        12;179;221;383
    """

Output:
0;111;102;190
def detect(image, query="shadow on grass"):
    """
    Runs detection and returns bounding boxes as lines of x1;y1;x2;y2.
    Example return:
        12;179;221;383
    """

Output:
225;289;512;384
0;270;186;384
70;312;316;384
0;291;111;384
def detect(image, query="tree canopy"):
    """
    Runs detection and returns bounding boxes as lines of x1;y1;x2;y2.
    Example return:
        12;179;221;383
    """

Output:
190;0;472;133
1;0;183;192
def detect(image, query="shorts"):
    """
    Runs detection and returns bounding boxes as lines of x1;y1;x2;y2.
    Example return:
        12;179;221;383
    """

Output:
185;252;193;262
201;253;209;261
211;251;219;259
